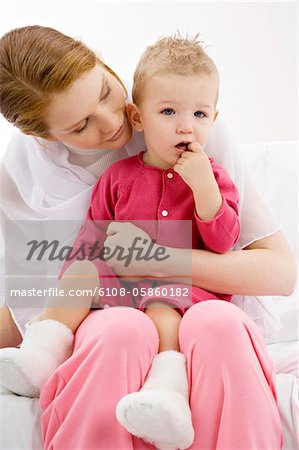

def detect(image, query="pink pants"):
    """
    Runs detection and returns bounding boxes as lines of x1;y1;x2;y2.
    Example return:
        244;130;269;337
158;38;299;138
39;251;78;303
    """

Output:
40;301;282;449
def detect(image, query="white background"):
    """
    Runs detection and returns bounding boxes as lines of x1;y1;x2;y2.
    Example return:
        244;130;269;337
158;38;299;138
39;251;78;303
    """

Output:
0;1;297;159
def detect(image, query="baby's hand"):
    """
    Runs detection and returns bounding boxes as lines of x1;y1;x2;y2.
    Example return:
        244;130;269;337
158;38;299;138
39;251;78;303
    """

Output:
174;142;223;221
173;142;215;193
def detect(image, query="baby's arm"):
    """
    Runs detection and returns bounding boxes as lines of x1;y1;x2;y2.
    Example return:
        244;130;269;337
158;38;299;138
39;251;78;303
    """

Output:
174;142;240;253
194;161;240;253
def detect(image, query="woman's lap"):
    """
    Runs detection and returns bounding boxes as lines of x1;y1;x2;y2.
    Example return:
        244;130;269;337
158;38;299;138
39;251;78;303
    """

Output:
40;307;159;449
180;301;281;449
40;302;282;449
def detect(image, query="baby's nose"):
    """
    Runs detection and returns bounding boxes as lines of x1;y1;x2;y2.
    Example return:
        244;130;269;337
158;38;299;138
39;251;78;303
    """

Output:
176;119;193;134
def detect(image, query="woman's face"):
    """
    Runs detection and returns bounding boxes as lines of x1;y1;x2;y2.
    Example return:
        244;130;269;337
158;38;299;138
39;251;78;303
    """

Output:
45;65;132;151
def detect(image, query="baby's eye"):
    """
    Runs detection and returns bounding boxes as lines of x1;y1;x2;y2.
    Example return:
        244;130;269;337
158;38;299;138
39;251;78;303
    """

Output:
161;108;175;115
74;118;89;134
194;111;206;118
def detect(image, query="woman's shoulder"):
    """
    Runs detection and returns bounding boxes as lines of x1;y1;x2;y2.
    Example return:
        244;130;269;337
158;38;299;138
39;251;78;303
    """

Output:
3;130;37;161
3;130;68;164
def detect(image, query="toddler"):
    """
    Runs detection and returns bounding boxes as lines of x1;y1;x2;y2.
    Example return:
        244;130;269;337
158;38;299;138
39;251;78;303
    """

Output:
109;35;240;449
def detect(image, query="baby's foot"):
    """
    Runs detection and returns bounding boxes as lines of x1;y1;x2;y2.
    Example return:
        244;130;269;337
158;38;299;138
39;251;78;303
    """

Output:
116;388;194;450
0;320;74;397
0;347;44;397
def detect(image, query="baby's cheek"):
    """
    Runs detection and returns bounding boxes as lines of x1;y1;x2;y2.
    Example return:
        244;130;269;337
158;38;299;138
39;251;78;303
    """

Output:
199;133;211;149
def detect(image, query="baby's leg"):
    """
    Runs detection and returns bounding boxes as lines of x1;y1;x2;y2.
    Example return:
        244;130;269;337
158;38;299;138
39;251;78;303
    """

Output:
145;301;181;352
0;260;99;397
32;259;99;331
116;302;194;450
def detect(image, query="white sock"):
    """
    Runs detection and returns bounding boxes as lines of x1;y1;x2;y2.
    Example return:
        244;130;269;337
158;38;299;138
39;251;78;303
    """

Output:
0;320;74;397
116;350;194;450
141;350;189;396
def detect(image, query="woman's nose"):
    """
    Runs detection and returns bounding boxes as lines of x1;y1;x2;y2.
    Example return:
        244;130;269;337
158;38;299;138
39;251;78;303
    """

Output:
95;106;120;133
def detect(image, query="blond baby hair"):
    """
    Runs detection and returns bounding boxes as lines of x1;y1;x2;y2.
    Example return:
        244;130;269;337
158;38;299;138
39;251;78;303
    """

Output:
0;25;124;138
132;34;219;105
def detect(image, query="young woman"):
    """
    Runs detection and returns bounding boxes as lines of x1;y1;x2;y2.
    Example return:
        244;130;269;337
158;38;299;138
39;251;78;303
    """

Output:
0;25;296;449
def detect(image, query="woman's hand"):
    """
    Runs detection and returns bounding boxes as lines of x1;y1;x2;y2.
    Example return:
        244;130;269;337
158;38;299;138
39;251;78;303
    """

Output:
104;222;159;280
103;222;192;283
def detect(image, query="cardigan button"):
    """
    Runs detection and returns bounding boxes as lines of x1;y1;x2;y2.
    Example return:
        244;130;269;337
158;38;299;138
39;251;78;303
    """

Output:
161;210;169;217
166;172;174;179
103;304;110;308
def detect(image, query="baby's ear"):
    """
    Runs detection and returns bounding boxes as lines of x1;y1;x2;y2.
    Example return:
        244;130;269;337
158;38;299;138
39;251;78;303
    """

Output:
126;103;143;132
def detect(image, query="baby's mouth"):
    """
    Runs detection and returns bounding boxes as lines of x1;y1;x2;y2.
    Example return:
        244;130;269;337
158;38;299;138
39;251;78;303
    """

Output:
175;141;191;152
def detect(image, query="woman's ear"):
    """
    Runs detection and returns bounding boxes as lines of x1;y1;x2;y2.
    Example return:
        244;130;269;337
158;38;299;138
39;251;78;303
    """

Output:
126;103;143;132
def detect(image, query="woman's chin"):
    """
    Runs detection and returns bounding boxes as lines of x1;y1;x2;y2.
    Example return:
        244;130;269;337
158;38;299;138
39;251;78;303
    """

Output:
97;123;133;151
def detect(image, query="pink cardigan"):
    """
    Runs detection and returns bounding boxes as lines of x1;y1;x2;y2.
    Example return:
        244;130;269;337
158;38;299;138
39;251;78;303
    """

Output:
87;151;240;252
63;151;240;311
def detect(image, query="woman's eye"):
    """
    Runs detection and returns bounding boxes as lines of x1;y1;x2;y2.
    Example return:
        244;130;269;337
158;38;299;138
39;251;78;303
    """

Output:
194;111;206;118
161;108;175;115
74;118;89;134
101;85;111;101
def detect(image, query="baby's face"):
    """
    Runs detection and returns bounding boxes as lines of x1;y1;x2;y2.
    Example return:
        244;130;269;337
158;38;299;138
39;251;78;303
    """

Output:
136;73;218;169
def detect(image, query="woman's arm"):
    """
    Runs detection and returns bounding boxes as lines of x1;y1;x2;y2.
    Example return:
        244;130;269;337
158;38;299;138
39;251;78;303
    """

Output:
191;231;296;296
148;230;296;296
104;223;296;296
